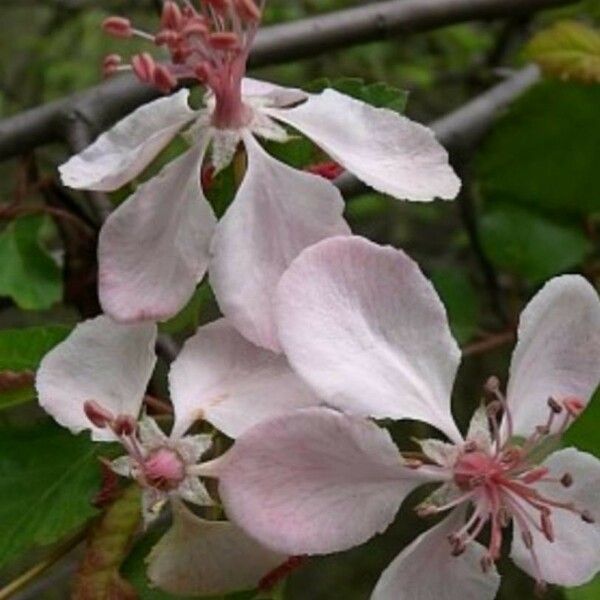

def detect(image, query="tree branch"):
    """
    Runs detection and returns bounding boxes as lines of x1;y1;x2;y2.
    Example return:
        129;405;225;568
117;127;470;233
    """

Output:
0;0;572;160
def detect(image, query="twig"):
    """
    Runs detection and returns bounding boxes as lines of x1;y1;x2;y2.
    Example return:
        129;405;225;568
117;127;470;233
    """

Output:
462;329;515;357
0;0;574;160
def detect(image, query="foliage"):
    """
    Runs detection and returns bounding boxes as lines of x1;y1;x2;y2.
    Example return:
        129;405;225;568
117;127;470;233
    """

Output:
0;420;102;568
525;20;600;83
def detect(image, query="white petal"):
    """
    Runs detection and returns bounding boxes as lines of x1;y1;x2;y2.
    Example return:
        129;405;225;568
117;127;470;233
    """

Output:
510;448;600;587
372;509;500;600
176;476;214;507
147;502;285;596
169;318;319;439
507;275;600;437
59;90;196;191
36;315;157;441
210;129;243;173
416;439;459;468
98;141;216;323
242;77;308;108
275;236;463;442
215;407;437;555
209;133;350;352
266;89;460;201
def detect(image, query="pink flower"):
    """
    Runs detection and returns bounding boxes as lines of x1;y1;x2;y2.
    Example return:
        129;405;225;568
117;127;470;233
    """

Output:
209;236;600;599
35;315;320;595
59;1;460;352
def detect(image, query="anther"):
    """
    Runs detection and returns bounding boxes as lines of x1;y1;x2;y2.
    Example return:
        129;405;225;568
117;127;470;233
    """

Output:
102;54;123;78
161;1;184;30
581;510;595;524
540;512;554;543
521;530;534;550
547;397;563;414
102;16;133;38
521;467;549;485
484;375;501;397
153;64;178;94
84;400;114;429
234;0;262;22
131;53;157;85
208;31;241;51
560;473;573;488
404;458;424;470
563;397;585;418
113;414;137;437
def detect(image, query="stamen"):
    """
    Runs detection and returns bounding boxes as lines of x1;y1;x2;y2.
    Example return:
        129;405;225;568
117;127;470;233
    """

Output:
102;16;133;38
113;414;137;437
84;399;114;429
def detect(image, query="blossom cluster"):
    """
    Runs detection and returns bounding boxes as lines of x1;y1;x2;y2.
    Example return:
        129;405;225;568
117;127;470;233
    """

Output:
35;1;599;598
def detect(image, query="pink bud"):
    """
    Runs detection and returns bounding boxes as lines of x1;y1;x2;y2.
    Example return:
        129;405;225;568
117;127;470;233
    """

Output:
102;16;133;39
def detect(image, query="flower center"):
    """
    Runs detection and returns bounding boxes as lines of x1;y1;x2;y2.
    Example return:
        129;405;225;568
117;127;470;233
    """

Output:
413;382;594;596
102;0;264;129
142;447;186;491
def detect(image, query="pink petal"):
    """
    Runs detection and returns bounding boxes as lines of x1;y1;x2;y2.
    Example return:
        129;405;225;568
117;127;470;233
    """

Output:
215;407;436;555
147;502;285;596
59;90;196;191
209;133;349;352
275;236;463;442
99;143;216;323
372;508;500;600
35;315;157;441
510;448;600;587
267;89;460;201
168;319;319;439
506;275;600;437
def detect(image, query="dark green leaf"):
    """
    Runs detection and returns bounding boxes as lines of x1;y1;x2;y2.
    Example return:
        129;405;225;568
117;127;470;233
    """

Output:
431;268;480;345
476;81;600;217
0;215;63;310
480;204;590;283
0;325;71;371
563;390;600;457
0;420;101;567
159;284;214;336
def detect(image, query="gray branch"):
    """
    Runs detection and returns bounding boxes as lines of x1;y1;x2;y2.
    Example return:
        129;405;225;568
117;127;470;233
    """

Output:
0;0;573;161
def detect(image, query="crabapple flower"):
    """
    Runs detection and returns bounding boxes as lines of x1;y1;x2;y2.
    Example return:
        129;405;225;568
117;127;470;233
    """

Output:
209;236;600;599
59;0;460;352
36;315;318;595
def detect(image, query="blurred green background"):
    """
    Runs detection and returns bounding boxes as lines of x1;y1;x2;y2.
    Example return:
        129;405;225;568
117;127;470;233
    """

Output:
0;1;599;599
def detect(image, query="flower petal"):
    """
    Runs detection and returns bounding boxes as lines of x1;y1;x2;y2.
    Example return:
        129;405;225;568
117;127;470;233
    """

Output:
168;319;319;439
506;275;600;437
372;509;500;600
275;236;463;442
242;78;308;108
59;90;196;191
147;502;285;596
214;407;437;555
266;89;460;201
209;133;349;352
36;315;157;441
510;448;600;587
99;142;216;323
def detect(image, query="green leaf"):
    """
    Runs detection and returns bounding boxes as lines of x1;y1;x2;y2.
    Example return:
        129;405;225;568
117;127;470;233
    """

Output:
0;420;102;568
431;268;480;345
525;20;600;84
0;325;71;371
0;215;63;310
306;77;408;113
566;575;600;600
563;389;600;457
476;81;600;216
480;204;590;283
159;284;214;335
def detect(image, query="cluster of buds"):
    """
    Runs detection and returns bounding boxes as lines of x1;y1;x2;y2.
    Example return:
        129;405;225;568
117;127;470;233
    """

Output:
102;0;264;125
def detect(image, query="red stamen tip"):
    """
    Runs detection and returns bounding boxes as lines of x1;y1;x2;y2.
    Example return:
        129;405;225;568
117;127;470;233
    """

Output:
84;400;114;429
102;16;133;39
113;414;137;437
563;396;585;418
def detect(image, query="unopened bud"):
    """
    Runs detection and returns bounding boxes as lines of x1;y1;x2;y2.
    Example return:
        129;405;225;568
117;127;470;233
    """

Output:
102;16;133;39
84;400;114;429
113;414;137;437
